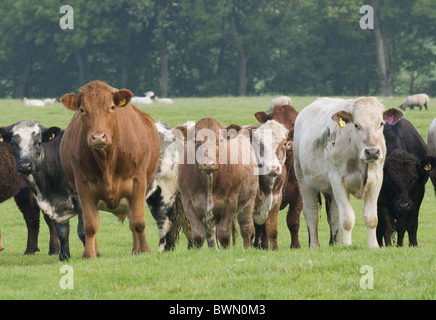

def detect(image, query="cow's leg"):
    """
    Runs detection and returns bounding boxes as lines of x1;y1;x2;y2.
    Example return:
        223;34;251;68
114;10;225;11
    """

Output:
128;183;150;255
182;198;206;248
300;183;320;248
73;197;86;246
265;201;280;250
407;222;418;247
216;213;234;249
326;194;341;245
77;185;100;259
55;221;70;261
331;181;355;246
376;206;388;246
362;186;380;248
396;218;406;247
237;199;255;249
42;214;60;255
286;188;302;249
204;215;218;250
13;188;42;254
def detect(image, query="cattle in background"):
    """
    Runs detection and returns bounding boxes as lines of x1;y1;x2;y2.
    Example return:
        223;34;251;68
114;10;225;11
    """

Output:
178;117;258;249
0;125;59;255
250;120;292;250
60;81;160;258
5;121;85;260
376;118;436;247
254;104;303;248
426;118;436;195
294;97;403;248
146;121;192;252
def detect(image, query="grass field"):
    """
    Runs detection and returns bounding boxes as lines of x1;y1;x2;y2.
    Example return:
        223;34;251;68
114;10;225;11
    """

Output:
0;95;435;300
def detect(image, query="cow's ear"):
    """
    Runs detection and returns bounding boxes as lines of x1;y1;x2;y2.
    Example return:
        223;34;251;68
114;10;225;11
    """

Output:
383;108;403;125
113;89;133;107
42;127;62;142
172;126;188;141
61;93;80;111
332;111;353;128
254;111;270;124
0;127;11;143
420;156;436;174
225;124;244;139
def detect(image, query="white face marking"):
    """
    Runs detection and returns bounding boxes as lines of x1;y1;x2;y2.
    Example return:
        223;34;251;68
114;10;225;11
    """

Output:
252;120;288;175
12;122;41;159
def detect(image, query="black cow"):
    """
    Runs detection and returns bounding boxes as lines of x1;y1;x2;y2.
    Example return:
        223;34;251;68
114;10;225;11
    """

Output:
377;118;436;247
0;125;59;255
3;120;85;260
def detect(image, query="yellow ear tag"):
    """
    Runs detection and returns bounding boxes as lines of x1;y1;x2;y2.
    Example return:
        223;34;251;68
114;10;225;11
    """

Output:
49;133;55;141
424;164;432;171
118;98;126;106
338;118;346;128
0;135;3;143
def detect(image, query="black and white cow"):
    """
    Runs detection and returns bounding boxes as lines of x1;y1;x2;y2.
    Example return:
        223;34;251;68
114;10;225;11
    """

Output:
146;122;192;252
5;120;85;260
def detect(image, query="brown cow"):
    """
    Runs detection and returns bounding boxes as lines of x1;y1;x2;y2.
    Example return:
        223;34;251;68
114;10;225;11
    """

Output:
177;117;258;249
251;120;292;250
59;81;159;258
254;105;303;248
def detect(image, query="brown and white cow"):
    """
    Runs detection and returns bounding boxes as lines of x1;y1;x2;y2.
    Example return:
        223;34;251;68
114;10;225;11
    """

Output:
294;97;402;248
177;117;258;249
60;81;160;258
251;120;292;250
254;105;303;248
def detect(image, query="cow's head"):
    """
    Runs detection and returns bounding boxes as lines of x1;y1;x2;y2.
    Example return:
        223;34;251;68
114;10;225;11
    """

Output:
331;97;403;164
3;121;61;175
61;81;132;151
191;117;225;173
383;149;436;217
252;120;292;177
255;104;298;144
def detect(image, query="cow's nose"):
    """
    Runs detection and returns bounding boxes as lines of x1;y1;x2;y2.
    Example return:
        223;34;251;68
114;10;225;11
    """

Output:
18;159;32;174
397;201;411;211
266;165;280;177
199;161;218;173
91;132;107;143
364;147;380;160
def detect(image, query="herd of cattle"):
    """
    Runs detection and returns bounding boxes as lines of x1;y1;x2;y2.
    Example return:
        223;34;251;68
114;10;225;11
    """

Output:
0;81;434;260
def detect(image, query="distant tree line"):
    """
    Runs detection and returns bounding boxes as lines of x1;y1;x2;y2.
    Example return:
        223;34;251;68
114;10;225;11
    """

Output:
0;0;435;99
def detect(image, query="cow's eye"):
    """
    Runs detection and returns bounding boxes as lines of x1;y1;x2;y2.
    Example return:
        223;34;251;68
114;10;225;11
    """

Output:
79;107;85;113
380;122;385;128
354;124;360;130
111;105;116;111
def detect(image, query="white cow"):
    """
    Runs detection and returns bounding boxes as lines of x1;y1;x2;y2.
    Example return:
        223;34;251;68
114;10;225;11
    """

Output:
22;98;45;107
293;97;403;248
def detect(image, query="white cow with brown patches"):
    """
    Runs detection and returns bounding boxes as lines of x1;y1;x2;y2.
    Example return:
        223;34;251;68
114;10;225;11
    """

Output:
294;97;403;248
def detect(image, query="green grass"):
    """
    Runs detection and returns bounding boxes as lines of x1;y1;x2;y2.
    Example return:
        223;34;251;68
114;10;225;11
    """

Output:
0;95;435;300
